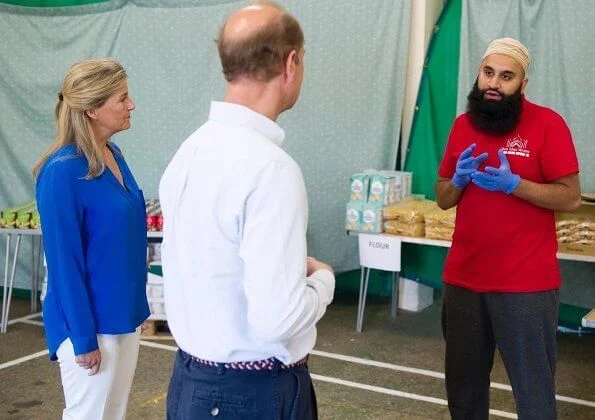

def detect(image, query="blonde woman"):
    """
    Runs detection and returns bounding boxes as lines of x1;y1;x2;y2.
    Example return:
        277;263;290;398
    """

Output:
34;59;149;420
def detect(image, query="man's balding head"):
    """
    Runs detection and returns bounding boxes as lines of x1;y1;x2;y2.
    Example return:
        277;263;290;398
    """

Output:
217;1;304;82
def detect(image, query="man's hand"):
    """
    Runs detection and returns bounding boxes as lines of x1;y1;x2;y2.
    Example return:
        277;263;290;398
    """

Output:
471;149;520;194
307;257;333;276
75;349;101;376
451;143;489;189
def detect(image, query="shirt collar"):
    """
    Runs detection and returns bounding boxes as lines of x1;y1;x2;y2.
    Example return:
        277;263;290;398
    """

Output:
208;101;286;147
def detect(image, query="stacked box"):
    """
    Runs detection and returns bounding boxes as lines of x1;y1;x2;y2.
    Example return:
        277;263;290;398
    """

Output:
377;171;399;202
377;170;413;202
401;172;413;198
345;203;363;231
345;169;415;233
398;277;434;312
361;203;383;233
349;173;369;202
368;174;395;205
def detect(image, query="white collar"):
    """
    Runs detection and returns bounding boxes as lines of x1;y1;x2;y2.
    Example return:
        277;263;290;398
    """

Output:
209;101;286;147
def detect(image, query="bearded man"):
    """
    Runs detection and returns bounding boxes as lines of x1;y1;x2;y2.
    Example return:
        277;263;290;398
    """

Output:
435;38;581;420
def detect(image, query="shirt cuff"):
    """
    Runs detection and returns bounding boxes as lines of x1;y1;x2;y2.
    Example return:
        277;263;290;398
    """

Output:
306;269;335;305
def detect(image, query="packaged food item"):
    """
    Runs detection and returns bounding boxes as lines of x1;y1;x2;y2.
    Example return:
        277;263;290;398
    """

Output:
344;169;414;233
556;207;595;246
345;202;363;231
555;202;595;255
382;198;437;237
1;200;35;228
401;172;413;198
384;219;425;237
368;174;395;205
146;200;163;231
379;170;406;202
30;209;41;229
383;198;437;223
15;201;38;228
425;206;456;225
424;206;456;240
361;203;383;233
349;173;369;202
425;226;454;240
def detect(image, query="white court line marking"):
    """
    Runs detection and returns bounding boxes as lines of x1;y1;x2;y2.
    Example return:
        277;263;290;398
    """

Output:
311;349;445;378
19;319;44;326
8;330;594;410
137;341;514;418
6;312;42;326
310;349;595;408
139;340;177;351
0;349;48;370
310;374;518;419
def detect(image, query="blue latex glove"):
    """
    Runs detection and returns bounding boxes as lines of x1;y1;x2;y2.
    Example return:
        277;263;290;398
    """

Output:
471;149;521;194
451;143;489;189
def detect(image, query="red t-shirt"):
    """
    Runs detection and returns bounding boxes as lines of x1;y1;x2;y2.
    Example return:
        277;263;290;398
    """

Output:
438;97;579;292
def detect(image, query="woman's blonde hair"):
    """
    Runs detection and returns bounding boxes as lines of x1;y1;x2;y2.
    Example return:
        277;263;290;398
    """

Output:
33;58;127;179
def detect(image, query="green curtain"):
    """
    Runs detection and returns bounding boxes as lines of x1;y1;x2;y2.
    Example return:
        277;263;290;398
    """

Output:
401;0;462;289
0;0;107;6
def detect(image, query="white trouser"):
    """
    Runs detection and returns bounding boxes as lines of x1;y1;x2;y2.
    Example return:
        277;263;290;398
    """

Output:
56;328;141;420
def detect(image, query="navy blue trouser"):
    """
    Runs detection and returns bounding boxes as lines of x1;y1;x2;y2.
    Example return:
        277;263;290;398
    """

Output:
167;350;318;419
442;284;559;420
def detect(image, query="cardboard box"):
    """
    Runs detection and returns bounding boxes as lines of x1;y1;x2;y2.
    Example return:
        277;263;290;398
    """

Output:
556;201;595;257
361;203;383;233
349;174;369;203
398;277;434;312
368;174;394;205
345;202;363;231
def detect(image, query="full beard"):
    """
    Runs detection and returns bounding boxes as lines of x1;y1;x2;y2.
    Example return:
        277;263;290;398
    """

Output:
466;80;523;136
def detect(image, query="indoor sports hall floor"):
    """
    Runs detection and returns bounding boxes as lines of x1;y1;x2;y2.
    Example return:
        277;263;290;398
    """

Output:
1;293;594;419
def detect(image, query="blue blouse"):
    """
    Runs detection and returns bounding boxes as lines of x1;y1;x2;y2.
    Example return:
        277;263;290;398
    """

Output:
36;143;150;360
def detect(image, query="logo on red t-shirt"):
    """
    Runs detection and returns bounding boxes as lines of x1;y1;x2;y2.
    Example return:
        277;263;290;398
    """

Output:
503;135;530;157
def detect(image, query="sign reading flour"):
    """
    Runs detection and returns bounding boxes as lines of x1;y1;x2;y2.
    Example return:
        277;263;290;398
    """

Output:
358;233;402;271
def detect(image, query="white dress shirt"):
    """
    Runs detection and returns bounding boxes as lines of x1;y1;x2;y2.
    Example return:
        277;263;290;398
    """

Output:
159;101;335;364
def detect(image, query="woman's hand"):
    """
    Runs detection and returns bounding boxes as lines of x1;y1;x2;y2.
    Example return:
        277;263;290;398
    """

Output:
75;349;101;376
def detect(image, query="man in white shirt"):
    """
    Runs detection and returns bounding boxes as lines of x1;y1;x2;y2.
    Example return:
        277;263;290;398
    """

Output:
159;1;335;419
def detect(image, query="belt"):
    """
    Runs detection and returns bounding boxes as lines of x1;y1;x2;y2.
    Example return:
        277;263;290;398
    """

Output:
183;350;309;371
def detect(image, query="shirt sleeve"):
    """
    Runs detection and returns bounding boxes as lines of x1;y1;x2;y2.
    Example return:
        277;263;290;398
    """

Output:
438;116;464;179
36;160;98;356
238;160;335;343
540;111;579;181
